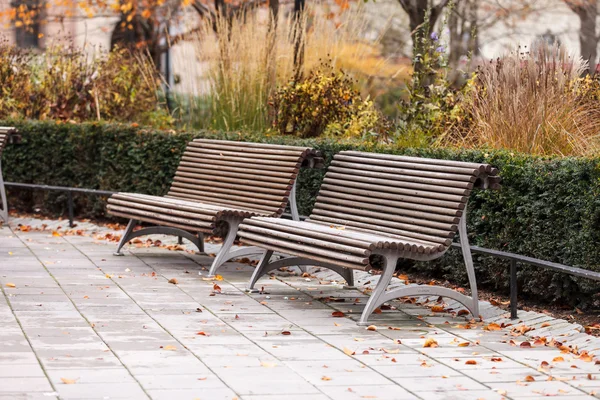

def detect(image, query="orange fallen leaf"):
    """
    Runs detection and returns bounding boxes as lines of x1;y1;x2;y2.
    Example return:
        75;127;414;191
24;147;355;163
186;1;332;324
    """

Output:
483;323;501;331
5;283;16;288
168;278;178;285
163;345;177;351
520;341;532;348
423;337;438;348
281;331;291;336
60;378;77;384
343;347;355;356
196;331;210;336
331;311;345;318
491;357;503;362
458;342;470;347
213;283;222;293
260;362;276;368
456;310;470;316
552;357;564;362
541;322;551;328
321;376;332;381
525;375;535;382
52;231;62;237
465;360;477;365
366;325;377;331
431;305;445;312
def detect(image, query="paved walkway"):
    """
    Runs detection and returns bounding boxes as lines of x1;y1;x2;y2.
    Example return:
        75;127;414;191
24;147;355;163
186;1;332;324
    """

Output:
0;220;599;400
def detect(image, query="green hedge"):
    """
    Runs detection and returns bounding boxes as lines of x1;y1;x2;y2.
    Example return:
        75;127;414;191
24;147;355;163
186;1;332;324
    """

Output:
3;120;600;308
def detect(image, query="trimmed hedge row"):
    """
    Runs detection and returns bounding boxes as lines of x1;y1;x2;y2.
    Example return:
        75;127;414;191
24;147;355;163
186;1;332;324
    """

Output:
3;120;600;308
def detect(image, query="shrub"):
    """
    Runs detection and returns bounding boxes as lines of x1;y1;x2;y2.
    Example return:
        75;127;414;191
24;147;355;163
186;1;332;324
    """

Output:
3;120;600;309
184;5;399;132
438;42;600;156
0;44;169;125
269;62;391;140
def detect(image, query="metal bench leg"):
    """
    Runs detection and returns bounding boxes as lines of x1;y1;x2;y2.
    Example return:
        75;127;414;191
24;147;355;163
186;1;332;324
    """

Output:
0;161;8;224
458;211;480;318
114;219;137;256
247;250;274;292
358;255;398;326
206;218;240;277
289;181;308;274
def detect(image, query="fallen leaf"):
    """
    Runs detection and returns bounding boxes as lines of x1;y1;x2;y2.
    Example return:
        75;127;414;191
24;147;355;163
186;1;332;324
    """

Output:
343;347;355;356
260;362;276;368
168;278;178;285
431;305;445;312
281;331;291;336
214;274;224;281
52;231;62;237
321;376;332;381
366;325;377;331
60;378;77;384
520;341;532;348
465;360;477;365
552;357;565;362
483;323;502;331
5;283;16;288
458;342;470;347
213;283;222;293
163;345;177;351
331;311;345;318
525;375;536;382
491;357;503;362
456;309;470;316
423;337;438;348
196;331;210;336
541;322;551;328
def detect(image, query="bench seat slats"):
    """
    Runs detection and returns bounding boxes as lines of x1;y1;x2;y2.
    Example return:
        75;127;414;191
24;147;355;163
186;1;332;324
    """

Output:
239;151;499;270
107;139;321;235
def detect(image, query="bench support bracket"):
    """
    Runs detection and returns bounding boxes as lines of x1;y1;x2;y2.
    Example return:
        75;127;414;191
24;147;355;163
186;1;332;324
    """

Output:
113;219;204;256
247;255;354;290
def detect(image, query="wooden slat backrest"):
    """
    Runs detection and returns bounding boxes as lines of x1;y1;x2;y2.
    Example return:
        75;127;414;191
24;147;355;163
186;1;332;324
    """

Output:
308;151;500;247
0;127;13;155
166;139;320;217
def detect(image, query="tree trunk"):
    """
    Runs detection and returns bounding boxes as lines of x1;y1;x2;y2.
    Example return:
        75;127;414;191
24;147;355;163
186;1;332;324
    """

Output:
292;0;306;81
399;0;450;72
266;0;279;95
577;4;598;74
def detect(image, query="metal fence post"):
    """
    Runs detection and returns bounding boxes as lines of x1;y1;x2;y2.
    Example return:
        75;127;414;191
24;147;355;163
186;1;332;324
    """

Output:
510;259;518;319
67;191;74;228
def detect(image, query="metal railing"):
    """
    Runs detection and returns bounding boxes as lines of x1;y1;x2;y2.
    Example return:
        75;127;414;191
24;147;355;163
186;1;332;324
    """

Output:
4;182;600;320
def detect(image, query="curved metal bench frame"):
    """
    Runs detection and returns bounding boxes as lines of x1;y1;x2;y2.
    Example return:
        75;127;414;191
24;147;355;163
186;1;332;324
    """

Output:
247;211;478;324
113;181;305;276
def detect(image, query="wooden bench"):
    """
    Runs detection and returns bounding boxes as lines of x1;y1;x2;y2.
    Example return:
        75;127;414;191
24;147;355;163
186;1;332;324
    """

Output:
0;127;18;223
107;139;322;276
238;151;500;324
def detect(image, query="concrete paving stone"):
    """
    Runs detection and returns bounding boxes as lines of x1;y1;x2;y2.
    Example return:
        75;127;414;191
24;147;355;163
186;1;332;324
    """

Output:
0;364;47;377
241;395;331;400
0;394;59;400
284;359;392;386
212;365;321;395
318;384;418;400
135;373;227;389
41;355;123;369
372;362;464;378
394;376;489;392
0;377;54;392
54;382;148;399
146;387;238;400
45;368;136;384
0;352;39;364
416;390;508;400
490;381;588;397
